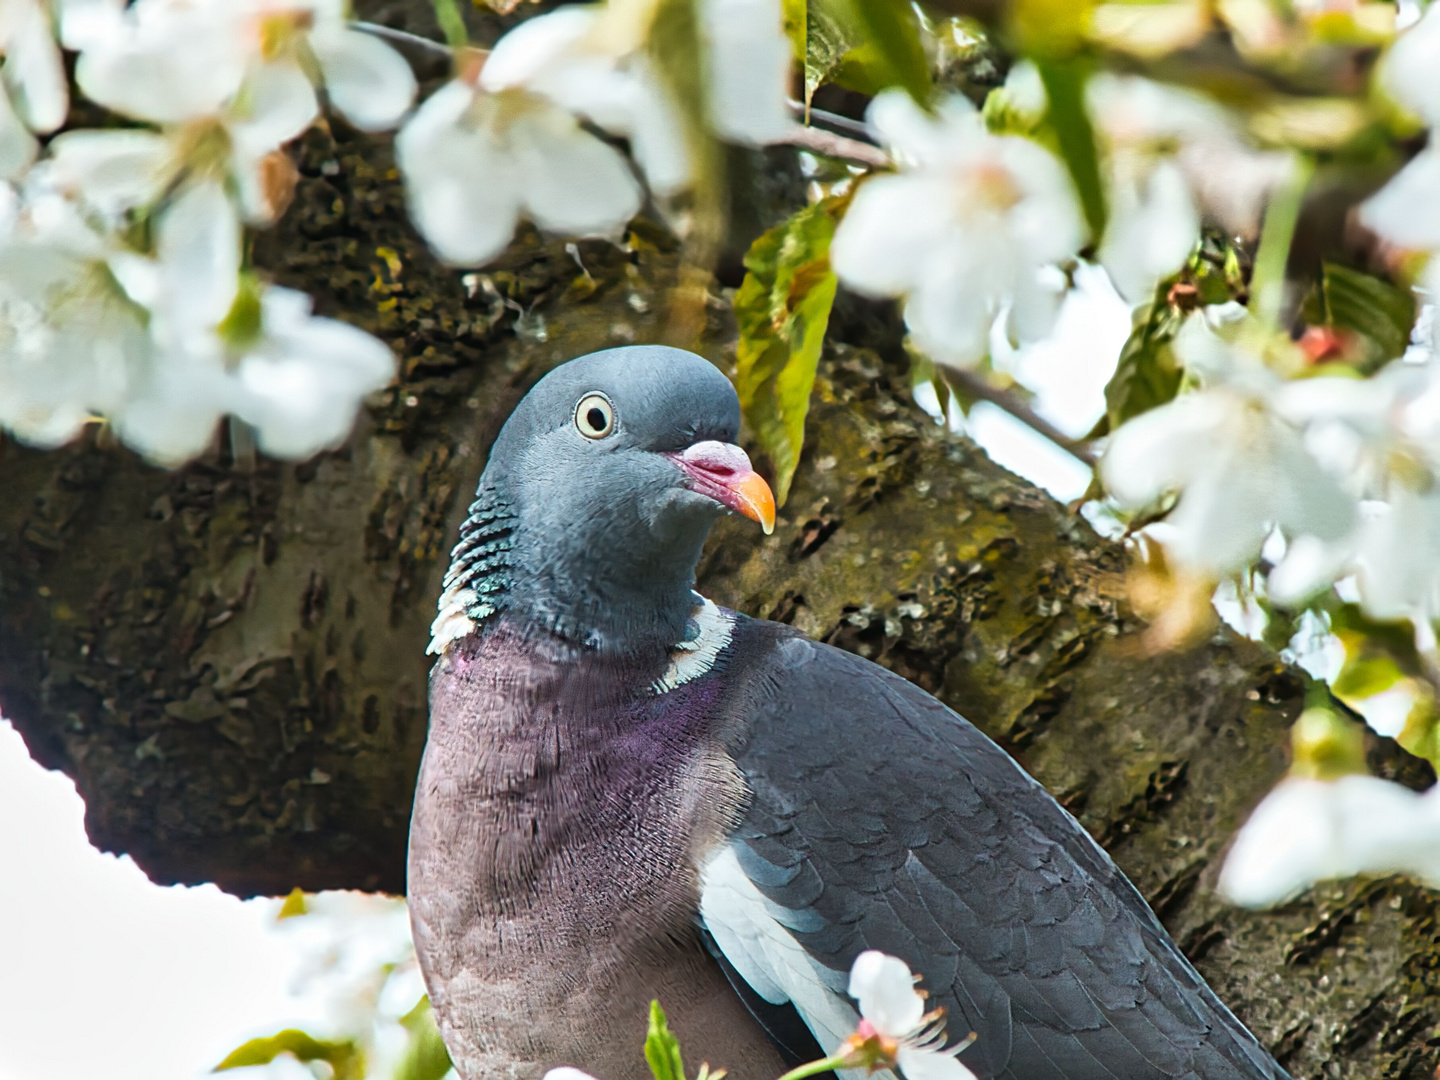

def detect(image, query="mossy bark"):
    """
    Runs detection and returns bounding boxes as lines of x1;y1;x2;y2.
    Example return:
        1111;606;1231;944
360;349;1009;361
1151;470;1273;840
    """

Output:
1;17;1438;1077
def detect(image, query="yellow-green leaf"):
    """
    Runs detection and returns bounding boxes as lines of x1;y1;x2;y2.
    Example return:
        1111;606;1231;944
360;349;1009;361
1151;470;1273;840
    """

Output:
783;0;806;66
214;1030;362;1080
395;998;454;1080
836;0;930;103
1289;705;1367;781
734;197;844;505
645;1001;685;1080
1035;57;1106;242
276;886;308;919
1303;261;1417;370
1090;289;1184;438
805;0;858;105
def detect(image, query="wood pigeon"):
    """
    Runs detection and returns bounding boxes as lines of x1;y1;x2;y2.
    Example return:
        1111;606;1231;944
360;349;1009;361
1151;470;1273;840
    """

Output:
408;345;1290;1080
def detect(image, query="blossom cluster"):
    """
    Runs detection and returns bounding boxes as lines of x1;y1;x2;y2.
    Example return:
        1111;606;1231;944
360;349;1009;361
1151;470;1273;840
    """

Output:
0;0;417;463
1087;6;1440;907
0;0;796;465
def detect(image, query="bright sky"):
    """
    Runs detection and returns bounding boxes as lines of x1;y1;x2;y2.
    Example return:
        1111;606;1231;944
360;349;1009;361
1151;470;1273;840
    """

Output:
0;269;1131;1080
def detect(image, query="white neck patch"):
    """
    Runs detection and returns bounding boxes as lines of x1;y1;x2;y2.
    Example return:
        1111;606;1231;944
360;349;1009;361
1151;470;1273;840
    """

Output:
652;596;733;694
428;581;492;656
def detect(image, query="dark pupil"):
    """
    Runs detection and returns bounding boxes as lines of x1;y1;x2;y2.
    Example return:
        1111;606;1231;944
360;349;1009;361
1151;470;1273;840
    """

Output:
587;407;607;431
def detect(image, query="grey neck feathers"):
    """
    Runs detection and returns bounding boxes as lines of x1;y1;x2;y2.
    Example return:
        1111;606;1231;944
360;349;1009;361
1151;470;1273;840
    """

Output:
441;481;704;656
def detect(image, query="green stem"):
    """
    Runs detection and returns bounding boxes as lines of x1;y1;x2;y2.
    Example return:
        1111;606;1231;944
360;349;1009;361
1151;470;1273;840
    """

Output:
776;1054;854;1080
432;0;469;50
1251;152;1314;329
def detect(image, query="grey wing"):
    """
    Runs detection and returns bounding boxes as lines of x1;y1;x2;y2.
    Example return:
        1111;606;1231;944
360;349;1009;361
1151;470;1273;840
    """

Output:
700;625;1288;1080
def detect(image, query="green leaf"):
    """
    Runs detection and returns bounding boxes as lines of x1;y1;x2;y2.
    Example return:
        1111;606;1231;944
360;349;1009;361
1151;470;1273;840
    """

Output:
1035;58;1106;243
276;886;308;919
1290;705;1367;781
734;197;843;505
1331;652;1405;700
1314;261;1417;367
805;0;861;105
783;0;806;67
214;1030;363;1080
835;0;931;103
216;272;265;351
394;998;454;1080
1090;289;1184;437
645;1002;686;1080
1328;601;1424;677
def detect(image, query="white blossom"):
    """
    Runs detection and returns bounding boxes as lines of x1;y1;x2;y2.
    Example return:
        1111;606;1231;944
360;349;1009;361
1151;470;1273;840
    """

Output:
1218;774;1440;908
831;89;1084;367
230;284;396;458
0;0;67;179
698;0;794;146
1087;74;1288;299
482;5;692;196
846;951;977;1080
70;0;413;131
1360;143;1440;254
1381;0;1440;127
1271;361;1440;618
0;190;155;447
65;0;413;224
1101;314;1358;577
395;74;642;268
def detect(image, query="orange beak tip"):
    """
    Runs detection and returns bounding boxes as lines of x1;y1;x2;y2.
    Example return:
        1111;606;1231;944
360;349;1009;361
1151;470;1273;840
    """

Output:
733;472;776;536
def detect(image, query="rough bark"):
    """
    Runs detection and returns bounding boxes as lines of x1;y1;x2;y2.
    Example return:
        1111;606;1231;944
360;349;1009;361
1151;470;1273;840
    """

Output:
1;12;1439;1077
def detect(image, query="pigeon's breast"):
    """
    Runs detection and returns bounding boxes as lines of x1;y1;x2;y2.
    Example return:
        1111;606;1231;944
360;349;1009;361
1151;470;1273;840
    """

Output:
408;627;774;1079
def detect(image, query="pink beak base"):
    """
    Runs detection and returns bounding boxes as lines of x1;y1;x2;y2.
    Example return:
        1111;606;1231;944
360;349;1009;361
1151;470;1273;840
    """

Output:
666;441;776;535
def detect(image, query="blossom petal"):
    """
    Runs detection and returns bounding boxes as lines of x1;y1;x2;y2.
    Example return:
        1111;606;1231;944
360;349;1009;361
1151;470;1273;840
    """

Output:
1384;2;1440;126
230;61;319;161
700;0;794;145
1100;159;1200;302
831;173;949;298
0;85;38;180
395;82;521;266
847;950;925;1037
481;6;598;92
1359;145;1440;252
1218;775;1440;908
1100;391;1228;508
75;5;246;123
114;356;229;466
906;247;992;366
234;286;395;458
157;179;242;335
868;89;960;166
312;27;417;132
896;1046;977;1080
514;109;641;239
4;1;68;133
1355;486;1440;621
45;129;170;214
57;0;124;51
624;70;692;196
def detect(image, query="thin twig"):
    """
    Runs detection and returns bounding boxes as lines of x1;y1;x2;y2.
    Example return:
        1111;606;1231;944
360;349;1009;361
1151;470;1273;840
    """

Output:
787;99;873;140
942;365;1098;467
352;20;453;58
778;124;890;168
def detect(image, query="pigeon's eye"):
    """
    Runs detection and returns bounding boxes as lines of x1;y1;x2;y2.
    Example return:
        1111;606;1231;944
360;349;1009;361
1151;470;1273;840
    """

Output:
574;392;615;439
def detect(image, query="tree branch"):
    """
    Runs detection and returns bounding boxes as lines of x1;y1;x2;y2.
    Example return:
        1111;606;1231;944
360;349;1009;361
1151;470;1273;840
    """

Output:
776;124;889;168
942;364;1098;467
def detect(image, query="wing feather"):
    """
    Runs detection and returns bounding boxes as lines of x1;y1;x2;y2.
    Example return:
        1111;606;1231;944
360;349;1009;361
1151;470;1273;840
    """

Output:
705;621;1287;1080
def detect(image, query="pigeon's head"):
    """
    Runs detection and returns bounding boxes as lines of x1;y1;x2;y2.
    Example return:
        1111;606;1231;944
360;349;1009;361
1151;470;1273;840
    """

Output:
443;345;774;651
